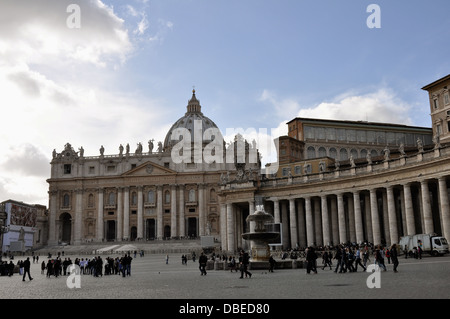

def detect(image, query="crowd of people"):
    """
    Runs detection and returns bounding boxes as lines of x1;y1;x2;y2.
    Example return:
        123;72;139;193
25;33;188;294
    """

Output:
303;243;400;274
42;254;134;278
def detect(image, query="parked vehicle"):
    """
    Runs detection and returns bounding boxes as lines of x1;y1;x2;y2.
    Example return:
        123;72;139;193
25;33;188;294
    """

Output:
399;233;449;257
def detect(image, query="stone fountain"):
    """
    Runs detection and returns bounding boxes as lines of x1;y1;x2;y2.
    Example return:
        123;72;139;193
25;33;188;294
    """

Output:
241;197;280;262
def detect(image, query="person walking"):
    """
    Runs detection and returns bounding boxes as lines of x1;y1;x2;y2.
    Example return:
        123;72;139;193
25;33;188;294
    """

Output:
239;250;252;279
354;246;366;272
199;252;208;276
306;246;318;274
321;249;332;270
390;243;399;272
22;257;33;281
268;255;276;273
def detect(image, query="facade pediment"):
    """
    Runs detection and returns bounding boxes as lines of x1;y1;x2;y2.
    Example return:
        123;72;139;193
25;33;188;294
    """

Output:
122;161;176;176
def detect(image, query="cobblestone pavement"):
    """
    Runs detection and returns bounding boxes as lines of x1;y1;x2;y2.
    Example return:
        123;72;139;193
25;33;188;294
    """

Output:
0;253;449;300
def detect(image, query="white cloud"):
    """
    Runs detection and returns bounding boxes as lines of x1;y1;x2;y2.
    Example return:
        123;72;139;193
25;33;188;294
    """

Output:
297;89;412;125
0;0;171;205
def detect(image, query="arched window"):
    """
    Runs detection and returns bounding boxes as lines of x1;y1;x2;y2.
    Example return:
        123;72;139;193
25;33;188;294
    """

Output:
307;146;316;159
148;190;155;203
318;147;326;157
339;148;348;161
350;149;358;159
329;147;337;159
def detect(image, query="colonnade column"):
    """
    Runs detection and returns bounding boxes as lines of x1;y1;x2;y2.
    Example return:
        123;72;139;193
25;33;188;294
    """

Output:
337;193;346;244
220;204;227;251
289;198;298;249
353;191;364;244
386;186;398;244
273;199;280;224
304;197;314;247
403;183;415;235
321;195;330;246
171;185;177;238
420;180;434;234
438;177;450;240
370;189;381;245
97;188;104;242
226;203;235;252
297;199;306;248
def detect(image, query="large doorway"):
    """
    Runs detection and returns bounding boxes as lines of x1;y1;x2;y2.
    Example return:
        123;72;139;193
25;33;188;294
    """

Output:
146;219;156;240
106;220;116;241
164;225;171;239
60;213;72;244
187;217;197;238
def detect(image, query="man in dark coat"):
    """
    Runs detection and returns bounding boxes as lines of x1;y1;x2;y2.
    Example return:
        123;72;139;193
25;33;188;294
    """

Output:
199;252;208;275
22;257;33;281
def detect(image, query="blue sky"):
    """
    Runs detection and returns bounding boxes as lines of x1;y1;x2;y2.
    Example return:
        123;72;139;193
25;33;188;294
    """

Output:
0;0;449;204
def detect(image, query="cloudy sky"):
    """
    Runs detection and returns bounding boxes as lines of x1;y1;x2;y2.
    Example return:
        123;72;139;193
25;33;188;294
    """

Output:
0;0;449;206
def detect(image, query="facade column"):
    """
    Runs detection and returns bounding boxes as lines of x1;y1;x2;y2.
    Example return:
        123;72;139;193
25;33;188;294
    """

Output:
137;186;143;240
171;184;177;238
157;186;163;239
370;189;381;245
123;187;129;240
403;183;416;235
97;188;104;242
273;199;280;224
198;184;205;236
438;177;450;241
337;193;346;244
386;186;398;245
297;200;306;248
353;191;364;244
116;187;123;241
289;198;298;249
420;180;434;234
226;203;235;252
321;195;330;246
48;190;57;245
179;185;185;238
304;197;314;247
74;189;83;245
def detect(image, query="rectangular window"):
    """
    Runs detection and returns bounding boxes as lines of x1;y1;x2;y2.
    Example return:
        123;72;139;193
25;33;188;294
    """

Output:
64;164;71;174
326;127;336;141
89;166;95;174
107;165;116;172
357;130;366;143
294;165;302;175
444;93;450;105
337;129;346;141
434;99;439;109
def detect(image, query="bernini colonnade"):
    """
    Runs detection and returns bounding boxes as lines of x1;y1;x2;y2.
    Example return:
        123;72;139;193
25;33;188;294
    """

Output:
219;146;450;252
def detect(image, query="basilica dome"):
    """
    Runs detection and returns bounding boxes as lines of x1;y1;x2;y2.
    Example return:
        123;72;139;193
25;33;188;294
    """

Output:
163;90;223;150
